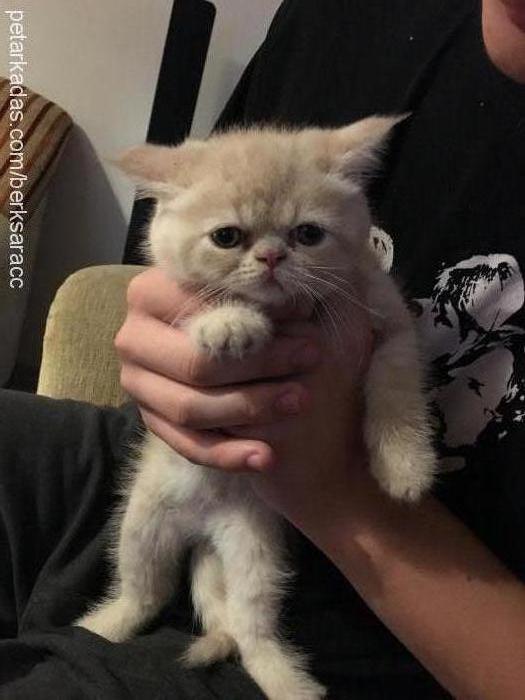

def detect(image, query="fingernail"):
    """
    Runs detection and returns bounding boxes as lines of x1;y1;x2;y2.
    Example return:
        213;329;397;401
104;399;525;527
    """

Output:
295;344;320;368
246;453;267;471
276;391;301;415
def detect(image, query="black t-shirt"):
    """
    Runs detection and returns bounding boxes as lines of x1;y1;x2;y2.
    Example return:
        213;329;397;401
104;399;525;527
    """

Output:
216;0;525;690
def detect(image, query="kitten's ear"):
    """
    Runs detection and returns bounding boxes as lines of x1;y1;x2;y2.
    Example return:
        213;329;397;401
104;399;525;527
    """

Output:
329;114;409;183
112;141;205;200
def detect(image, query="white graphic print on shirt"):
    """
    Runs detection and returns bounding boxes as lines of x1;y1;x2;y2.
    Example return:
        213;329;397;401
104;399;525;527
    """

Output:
370;228;525;472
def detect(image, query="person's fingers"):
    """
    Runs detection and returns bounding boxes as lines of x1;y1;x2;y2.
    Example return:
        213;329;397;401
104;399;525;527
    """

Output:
226;422;290;446
125;268;196;323
122;364;311;429
116;314;321;388
140;407;275;472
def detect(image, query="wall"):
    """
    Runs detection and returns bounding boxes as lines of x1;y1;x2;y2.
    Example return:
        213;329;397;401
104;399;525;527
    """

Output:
8;0;173;370
191;0;282;137
3;0;282;376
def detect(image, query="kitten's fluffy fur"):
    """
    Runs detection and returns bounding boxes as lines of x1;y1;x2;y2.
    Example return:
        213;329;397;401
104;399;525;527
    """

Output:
76;118;436;699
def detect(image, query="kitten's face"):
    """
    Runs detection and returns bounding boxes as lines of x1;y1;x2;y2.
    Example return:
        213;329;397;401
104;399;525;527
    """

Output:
118;118;401;306
148;134;371;306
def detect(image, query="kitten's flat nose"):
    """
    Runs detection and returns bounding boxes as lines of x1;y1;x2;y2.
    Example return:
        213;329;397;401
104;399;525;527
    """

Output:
256;249;286;269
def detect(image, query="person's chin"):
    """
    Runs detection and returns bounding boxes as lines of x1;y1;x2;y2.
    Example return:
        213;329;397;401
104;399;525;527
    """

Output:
482;0;525;83
501;0;525;31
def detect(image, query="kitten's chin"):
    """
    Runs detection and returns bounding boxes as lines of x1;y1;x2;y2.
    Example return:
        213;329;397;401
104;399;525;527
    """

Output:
239;281;290;306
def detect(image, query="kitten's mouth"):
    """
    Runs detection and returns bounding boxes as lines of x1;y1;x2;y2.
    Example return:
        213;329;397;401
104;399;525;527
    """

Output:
261;269;283;287
238;272;290;305
262;276;287;297
263;275;282;287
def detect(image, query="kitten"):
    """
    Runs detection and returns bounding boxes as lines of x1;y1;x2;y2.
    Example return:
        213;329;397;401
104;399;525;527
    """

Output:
75;118;436;700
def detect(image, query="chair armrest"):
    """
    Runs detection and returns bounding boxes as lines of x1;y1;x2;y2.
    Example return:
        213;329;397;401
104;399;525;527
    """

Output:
37;264;146;406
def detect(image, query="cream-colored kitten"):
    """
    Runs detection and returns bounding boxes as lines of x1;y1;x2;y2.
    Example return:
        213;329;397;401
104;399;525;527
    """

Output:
76;118;435;700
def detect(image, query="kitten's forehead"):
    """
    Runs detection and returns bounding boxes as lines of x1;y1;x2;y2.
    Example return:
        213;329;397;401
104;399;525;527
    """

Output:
208;131;305;195
173;129;352;231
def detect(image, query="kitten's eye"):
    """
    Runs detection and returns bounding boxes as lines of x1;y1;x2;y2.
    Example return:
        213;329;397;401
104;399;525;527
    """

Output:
293;224;326;246
210;227;243;249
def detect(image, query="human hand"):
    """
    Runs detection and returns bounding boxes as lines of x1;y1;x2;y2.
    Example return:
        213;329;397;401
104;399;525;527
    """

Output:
233;310;374;528
116;267;323;472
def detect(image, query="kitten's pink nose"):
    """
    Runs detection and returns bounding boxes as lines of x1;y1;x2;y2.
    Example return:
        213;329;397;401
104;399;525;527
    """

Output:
256;249;286;269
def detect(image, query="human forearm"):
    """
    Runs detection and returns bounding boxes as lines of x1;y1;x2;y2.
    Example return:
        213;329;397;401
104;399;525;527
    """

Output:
296;466;525;700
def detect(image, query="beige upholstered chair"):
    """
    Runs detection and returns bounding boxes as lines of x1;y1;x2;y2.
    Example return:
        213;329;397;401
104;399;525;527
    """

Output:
37;264;146;407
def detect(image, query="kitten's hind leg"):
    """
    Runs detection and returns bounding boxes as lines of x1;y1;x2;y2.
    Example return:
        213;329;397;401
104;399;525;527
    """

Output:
75;485;185;642
365;322;436;502
211;509;326;700
182;541;237;666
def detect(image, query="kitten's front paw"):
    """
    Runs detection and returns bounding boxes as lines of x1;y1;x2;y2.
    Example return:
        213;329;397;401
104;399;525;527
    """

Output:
188;305;272;359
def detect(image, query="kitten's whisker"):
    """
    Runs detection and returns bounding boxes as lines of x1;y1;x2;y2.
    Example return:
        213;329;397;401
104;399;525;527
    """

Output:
304;263;348;272
169;293;211;327
296;270;384;319
306;268;359;293
291;277;345;353
304;266;356;288
289;269;371;351
303;263;358;285
169;284;226;326
299;269;356;291
316;295;345;354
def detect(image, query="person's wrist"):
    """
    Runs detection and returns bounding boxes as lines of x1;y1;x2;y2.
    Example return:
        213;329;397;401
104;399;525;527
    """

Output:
295;458;445;595
287;453;372;542
290;457;405;575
